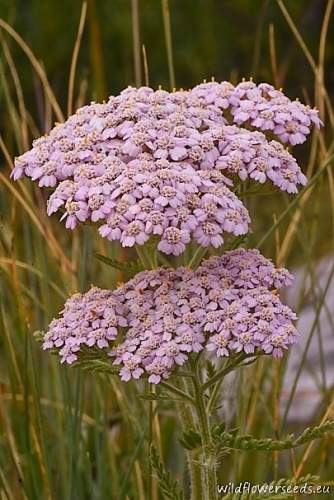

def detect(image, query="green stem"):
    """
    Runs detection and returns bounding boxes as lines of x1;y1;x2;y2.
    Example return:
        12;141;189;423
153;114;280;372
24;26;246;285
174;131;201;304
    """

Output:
188;246;208;269
136;245;153;269
147;382;153;500
206;378;224;416
177;379;205;500
191;361;218;500
202;353;247;391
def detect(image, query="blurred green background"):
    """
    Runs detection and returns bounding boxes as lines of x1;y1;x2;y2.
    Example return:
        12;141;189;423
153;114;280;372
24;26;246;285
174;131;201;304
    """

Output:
1;0;333;103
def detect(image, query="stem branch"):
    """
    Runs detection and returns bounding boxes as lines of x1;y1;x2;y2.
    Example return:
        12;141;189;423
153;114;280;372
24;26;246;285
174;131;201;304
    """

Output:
202;353;247;391
160;381;195;404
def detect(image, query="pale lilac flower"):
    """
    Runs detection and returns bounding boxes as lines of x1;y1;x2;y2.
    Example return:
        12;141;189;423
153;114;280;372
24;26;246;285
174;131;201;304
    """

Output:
42;249;299;382
14;82;306;382
194;222;223;247
120;354;144;381
146;359;171;384
206;333;230;357
121;221;150;247
192;79;322;144
156;340;188;368
158;227;190;255
12;81;319;255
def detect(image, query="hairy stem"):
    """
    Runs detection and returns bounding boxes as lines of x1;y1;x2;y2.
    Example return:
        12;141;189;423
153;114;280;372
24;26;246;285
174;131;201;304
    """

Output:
177;379;204;500
191;360;218;500
136;244;159;500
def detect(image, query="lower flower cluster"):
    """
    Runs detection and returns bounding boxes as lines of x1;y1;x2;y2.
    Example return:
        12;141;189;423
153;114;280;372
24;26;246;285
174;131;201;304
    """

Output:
43;249;298;383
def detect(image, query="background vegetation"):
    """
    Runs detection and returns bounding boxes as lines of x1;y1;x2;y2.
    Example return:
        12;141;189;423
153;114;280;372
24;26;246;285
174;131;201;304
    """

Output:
0;0;333;498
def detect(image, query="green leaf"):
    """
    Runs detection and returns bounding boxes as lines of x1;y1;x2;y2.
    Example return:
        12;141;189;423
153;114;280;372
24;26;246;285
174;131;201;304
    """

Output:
150;446;185;500
94;253;144;277
138;392;185;402
33;330;45;343
205;360;217;379
73;358;120;374
293;421;334;445
179;429;202;450
225;234;248;251
212;421;334;452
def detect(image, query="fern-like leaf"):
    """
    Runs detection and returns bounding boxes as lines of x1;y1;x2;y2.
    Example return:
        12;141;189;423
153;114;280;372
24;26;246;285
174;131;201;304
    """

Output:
179;429;202;451
150;446;185;500
212;421;334;452
205;360;217;380
72;358;119;374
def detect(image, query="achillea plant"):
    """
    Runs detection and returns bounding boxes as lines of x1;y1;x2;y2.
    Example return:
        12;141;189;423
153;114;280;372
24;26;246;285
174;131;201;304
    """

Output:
13;80;331;500
42;249;297;372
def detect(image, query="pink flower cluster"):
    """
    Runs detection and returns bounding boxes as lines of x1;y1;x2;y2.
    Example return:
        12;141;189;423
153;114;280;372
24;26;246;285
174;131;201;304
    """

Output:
192;80;322;145
43;249;298;383
12;81;320;254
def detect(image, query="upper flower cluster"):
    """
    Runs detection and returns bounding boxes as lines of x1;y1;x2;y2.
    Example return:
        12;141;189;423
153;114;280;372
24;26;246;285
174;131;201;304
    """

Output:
43;249;298;383
192;80;322;145
12;81;320;254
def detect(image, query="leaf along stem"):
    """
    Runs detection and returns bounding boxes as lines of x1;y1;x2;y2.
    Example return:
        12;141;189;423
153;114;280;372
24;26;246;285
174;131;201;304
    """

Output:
159;381;195;405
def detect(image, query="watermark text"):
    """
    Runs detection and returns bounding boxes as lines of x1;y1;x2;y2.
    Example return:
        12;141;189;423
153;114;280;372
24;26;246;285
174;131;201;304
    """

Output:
217;481;331;496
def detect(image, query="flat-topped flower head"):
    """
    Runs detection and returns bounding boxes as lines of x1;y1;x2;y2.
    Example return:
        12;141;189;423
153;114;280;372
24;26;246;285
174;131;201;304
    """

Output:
42;249;298;381
199;248;293;289
12;81;320;255
191;79;322;145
